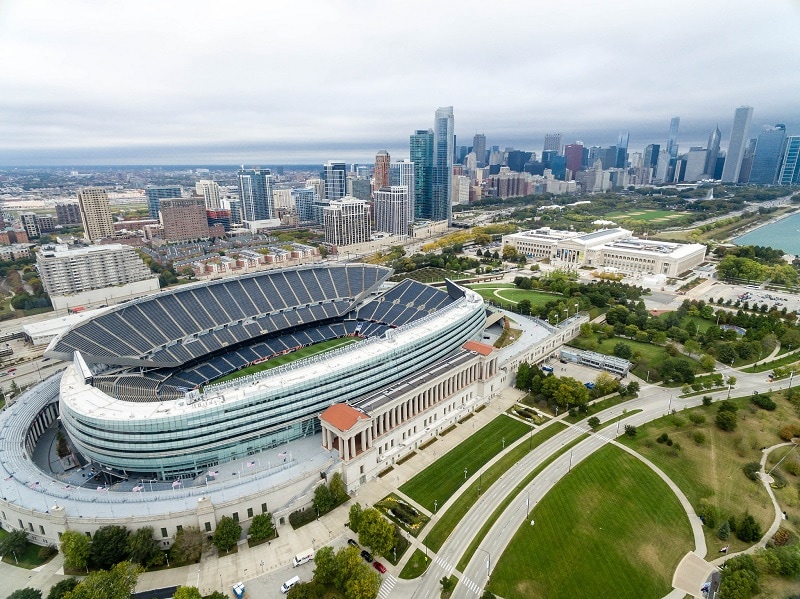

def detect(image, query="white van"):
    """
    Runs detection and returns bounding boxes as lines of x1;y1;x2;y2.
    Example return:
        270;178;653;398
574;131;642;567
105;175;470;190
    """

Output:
280;575;300;594
292;548;314;567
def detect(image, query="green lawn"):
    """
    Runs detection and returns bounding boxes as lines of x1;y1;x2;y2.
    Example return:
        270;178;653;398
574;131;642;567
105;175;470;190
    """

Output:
618;394;788;553
467;286;561;307
399;415;531;512
488;445;693;599
605;209;690;223
212;338;359;384
398;549;431;579
424;422;567;552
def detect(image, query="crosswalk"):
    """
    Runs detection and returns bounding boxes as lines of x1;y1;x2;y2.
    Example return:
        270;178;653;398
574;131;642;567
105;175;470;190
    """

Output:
461;577;482;595
432;556;482;595
377;574;397;599
434;555;455;572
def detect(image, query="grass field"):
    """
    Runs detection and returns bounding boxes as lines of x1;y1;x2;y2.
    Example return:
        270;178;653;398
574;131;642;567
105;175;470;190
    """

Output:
0;530;56;569
467;285;561;308
399;415;532;513
488;445;692;599
568;336;707;383
423;422;567;552
212;338;359;384
605;209;689;223
618;394;792;552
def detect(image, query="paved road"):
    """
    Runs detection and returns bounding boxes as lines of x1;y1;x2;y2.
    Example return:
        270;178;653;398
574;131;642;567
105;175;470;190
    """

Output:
402;361;787;599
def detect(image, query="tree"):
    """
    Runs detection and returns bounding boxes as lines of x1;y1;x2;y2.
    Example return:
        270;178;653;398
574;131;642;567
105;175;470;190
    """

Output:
65;561;142;599
624;424;637;437
349;502;364;533
7;590;41;599
440;576;455;593
626;381;640;395
613;342;633;360
358;508;394;557
89;525;129;570
736;514;762;543
716;410;738;432
313;483;334;516
171;526;207;565
60;530;91;571
717;521;731;541
312;546;336;586
173;587;202;599
126;527;161;567
329;472;348;503
333;546;366;593
700;354;716;371
588;416;601;430
212;516;242;553
517;299;532;315
47;579;78;599
248;513;275;544
344;568;381;599
0;529;29;558
515;362;531;391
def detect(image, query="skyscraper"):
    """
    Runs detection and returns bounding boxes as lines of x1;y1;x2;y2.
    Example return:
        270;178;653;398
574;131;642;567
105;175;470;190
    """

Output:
721;106;754;183
159;197;210;242
145;185;182;220
643;144;660;170
666;117;680;159
323;197;372;246
749;125;787;185
374;186;411;236
779;137;800;186
373;150;390;194
196;180;221;209
432;106;454;224
683;148;709;182
291;188;319;223
410;129;434;220
389;159;415;223
616;132;629;168
472;134;487;168
704;126;722;178
77;187;114;241
237;167;274;221
543;133;562;154
324;160;347;201
564;143;584;179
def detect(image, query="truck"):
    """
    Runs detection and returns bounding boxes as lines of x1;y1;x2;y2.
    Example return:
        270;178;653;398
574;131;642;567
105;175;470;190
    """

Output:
292;548;314;567
232;582;245;599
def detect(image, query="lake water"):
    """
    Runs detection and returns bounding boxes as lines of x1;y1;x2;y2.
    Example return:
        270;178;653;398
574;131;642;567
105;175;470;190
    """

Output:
733;212;800;255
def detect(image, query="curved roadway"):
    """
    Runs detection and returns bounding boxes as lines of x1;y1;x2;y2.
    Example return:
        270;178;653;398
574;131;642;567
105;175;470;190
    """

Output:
399;361;790;599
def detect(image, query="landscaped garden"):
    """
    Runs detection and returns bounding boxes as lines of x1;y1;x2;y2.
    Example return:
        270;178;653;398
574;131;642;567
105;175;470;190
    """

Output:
399;415;531;513
487;445;693;599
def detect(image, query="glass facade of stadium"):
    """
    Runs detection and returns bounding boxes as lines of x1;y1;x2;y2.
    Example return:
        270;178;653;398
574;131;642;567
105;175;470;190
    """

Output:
58;293;486;479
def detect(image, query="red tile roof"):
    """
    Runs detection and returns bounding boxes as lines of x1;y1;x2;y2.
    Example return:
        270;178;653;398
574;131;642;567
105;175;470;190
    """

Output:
320;403;370;432
463;340;493;356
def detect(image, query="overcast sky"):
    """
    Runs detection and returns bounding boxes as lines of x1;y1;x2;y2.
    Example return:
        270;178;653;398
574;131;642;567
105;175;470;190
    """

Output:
1;0;799;166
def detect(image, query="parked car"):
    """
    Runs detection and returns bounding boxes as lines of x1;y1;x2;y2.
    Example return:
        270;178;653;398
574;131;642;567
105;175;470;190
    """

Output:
373;561;387;574
360;550;373;563
347;538;359;548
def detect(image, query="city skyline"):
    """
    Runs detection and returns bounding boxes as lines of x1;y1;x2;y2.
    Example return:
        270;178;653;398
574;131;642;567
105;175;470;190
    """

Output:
0;1;798;165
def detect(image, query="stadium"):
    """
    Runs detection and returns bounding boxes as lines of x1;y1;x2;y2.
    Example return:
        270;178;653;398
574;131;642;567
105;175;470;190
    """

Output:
0;263;529;546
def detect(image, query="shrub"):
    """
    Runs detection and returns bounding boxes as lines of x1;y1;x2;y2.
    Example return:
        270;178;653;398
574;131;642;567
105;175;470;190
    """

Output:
702;395;713;406
778;423;800;441
688;413;706;425
751;394;777;411
696;500;719;528
716;410;738;432
657;433;670;444
38;545;57;561
770;528;793;547
587;416;600;430
743;462;761;482
782;456;800;477
624;424;637;437
692;431;706;445
717;521;730;540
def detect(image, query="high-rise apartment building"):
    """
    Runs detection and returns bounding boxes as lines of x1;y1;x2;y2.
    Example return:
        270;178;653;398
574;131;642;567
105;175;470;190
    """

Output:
324;161;348;201
749;125;787;185
779;137;800;186
159;197;210;242
705;126;722;178
721;106;754;183
145;185;182;220
196;180;221;209
682;147;709;182
20;213;40;239
238;167;274;221
543;133;563;154
643;144;660;170
77;187;114;242
410;129;433;220
373;150;391;194
292;188;320;223
472;134;487;168
374;186;411;237
452;175;470;206
666;117;680;159
389;159;415;221
36;243;156;297
432;106;454;224
323;197;372;246
564;143;585;179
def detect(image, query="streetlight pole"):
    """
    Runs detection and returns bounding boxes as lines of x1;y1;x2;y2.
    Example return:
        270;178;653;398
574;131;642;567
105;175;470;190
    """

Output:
434;499;438;513
464;467;468;480
502;437;505;450
525;492;530;516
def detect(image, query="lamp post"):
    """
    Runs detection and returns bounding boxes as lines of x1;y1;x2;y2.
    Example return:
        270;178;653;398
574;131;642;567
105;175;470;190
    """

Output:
260;560;265;573
574;303;579;315
434;500;438;513
464;467;468;480
502;437;505;450
165;552;169;567
525;491;531;516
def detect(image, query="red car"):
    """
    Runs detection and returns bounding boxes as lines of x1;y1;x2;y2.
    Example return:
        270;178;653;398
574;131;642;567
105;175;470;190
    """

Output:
373;561;387;574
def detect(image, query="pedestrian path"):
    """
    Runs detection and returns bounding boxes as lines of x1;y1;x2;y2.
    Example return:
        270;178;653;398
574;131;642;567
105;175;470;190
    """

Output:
377;574;397;599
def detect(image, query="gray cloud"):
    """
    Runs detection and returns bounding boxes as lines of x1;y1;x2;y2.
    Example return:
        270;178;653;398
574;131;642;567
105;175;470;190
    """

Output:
0;0;798;165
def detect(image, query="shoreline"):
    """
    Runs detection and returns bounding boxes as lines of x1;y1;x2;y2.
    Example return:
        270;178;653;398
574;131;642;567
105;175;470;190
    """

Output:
725;206;800;245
